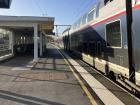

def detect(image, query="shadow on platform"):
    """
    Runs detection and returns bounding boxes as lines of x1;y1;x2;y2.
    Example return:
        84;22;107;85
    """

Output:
0;90;65;105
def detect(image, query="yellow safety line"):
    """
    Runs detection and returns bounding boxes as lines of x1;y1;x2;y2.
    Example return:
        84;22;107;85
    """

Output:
54;45;98;105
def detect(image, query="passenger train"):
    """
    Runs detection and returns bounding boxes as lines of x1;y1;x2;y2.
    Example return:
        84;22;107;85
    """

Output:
58;0;140;93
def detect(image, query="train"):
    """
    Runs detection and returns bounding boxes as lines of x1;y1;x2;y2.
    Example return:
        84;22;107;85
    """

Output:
58;0;140;93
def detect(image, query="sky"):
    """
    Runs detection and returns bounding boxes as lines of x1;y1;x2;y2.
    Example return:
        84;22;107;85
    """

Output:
0;0;98;33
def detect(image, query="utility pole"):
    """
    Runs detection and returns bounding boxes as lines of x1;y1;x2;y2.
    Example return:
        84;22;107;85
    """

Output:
126;0;135;83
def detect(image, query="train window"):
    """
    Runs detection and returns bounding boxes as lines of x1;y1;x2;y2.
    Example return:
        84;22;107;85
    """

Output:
82;14;87;25
83;43;88;53
77;19;81;28
89;42;96;55
104;0;113;5
106;20;122;48
72;24;75;30
97;42;101;56
87;9;95;22
132;0;137;5
74;22;77;29
73;22;77;29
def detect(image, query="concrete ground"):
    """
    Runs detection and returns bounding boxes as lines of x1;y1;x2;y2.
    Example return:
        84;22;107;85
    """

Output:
0;44;91;105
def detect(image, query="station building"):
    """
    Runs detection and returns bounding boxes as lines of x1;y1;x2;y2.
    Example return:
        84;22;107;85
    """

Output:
0;15;54;62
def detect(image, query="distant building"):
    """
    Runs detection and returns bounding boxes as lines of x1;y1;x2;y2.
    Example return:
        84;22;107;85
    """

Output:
0;0;12;8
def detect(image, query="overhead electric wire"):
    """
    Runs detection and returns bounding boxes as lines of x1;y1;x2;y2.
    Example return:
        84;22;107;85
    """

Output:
73;0;96;21
31;0;45;16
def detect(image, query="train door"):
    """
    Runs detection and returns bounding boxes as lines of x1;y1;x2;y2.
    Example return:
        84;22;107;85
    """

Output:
89;42;96;56
83;42;88;54
97;41;102;57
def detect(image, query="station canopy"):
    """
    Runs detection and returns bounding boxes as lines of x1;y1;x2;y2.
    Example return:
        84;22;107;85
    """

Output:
39;21;54;34
0;15;55;35
0;0;12;8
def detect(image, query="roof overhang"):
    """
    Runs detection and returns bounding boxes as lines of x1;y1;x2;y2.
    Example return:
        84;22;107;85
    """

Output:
0;15;55;33
0;0;12;8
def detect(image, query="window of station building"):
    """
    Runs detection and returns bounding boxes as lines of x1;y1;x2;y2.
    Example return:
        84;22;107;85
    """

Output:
106;20;122;48
0;29;10;51
87;9;95;22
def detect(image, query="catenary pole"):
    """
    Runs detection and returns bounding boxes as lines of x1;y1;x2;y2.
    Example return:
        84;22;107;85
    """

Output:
126;0;135;83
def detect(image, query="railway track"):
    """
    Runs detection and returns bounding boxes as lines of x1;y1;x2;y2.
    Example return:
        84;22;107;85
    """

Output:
56;47;140;105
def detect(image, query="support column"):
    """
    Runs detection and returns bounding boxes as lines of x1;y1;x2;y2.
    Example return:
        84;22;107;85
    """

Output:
11;32;14;54
45;35;48;48
34;25;39;62
40;33;43;56
43;35;47;52
42;35;45;53
9;31;14;55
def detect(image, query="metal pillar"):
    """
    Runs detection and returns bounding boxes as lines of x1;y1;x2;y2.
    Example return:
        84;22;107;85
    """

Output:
34;25;39;62
126;0;135;83
42;35;44;53
11;32;14;54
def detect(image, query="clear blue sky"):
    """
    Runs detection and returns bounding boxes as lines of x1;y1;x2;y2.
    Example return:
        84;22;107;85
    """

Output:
0;0;98;25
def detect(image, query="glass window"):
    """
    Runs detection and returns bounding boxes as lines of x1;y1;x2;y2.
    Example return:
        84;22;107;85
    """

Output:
83;43;88;53
89;42;96;55
87;10;95;22
0;35;4;44
0;28;10;51
104;0;113;5
97;42;101;56
82;14;87;25
106;20;121;47
72;24;76;30
77;19;81;28
75;22;78;29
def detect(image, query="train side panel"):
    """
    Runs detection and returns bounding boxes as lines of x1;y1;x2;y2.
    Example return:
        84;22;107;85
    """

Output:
63;0;140;87
133;2;140;86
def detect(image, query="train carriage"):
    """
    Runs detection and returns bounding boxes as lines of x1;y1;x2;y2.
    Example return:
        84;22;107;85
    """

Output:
60;0;140;92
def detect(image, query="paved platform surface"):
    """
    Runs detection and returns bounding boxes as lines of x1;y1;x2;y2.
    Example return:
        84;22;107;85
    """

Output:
0;45;91;105
61;47;140;105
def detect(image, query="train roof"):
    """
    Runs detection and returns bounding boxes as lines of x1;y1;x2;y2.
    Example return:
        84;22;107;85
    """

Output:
62;0;115;35
68;0;116;32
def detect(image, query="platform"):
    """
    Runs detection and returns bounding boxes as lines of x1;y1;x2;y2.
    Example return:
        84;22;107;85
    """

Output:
0;44;91;105
57;45;140;105
0;44;140;105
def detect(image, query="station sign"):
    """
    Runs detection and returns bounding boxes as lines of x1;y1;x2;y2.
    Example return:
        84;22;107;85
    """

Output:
40;21;54;30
